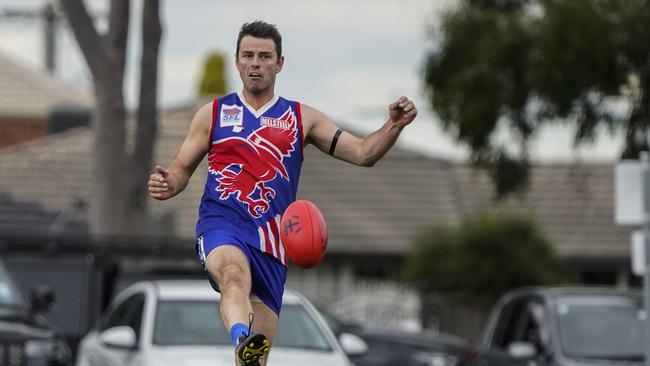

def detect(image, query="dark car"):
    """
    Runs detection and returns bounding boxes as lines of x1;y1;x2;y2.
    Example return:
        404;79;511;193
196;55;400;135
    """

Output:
462;286;644;366
319;306;469;366
0;258;71;366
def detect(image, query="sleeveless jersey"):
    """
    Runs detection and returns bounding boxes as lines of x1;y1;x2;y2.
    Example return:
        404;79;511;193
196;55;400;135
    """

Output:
196;92;304;266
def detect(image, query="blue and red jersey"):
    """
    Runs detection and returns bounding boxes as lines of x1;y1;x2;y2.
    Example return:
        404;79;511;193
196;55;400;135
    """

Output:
196;92;304;266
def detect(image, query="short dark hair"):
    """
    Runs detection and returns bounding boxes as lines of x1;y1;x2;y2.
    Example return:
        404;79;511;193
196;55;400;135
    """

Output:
236;21;283;58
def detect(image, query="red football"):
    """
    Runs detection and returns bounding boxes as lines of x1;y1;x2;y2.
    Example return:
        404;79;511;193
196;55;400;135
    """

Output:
280;200;328;268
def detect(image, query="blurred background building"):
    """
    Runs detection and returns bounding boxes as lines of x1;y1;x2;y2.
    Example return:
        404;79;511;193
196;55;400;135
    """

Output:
0;49;637;342
0;0;644;353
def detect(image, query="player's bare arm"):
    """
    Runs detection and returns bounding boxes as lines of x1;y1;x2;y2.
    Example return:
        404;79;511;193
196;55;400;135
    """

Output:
303;96;417;166
148;102;213;200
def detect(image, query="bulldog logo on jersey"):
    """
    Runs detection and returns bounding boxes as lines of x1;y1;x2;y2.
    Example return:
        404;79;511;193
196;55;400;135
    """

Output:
208;107;297;218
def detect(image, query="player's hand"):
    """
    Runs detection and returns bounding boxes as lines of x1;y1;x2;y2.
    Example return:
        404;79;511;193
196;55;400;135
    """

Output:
388;96;417;128
148;165;173;200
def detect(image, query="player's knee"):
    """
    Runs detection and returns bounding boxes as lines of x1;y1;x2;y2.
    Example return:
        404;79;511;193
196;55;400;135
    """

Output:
204;246;250;292
216;263;248;292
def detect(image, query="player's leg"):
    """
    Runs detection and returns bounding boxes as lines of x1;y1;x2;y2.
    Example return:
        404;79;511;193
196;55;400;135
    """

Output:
204;245;254;340
243;248;286;366
250;299;279;366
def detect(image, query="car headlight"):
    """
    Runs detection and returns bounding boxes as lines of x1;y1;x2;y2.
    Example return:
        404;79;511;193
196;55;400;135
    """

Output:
413;351;458;366
25;338;70;362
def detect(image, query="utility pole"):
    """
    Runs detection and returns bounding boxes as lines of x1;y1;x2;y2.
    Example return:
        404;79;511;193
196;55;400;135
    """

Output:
44;2;57;74
615;152;650;365
642;151;650;366
0;1;62;75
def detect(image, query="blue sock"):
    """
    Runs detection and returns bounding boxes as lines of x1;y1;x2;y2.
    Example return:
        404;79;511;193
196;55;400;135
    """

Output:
230;323;250;346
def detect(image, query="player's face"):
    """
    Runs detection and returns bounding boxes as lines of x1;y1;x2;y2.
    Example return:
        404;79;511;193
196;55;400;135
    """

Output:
236;36;284;95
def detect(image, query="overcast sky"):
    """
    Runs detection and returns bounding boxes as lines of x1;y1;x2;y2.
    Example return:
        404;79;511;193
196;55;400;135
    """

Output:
0;0;623;161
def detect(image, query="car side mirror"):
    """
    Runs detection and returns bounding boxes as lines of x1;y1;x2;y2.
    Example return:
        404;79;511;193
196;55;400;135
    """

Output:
338;332;369;356
29;285;56;313
507;341;537;360
100;326;137;349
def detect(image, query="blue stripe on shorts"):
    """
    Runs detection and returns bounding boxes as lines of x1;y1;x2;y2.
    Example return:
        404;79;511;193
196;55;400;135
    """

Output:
195;230;287;315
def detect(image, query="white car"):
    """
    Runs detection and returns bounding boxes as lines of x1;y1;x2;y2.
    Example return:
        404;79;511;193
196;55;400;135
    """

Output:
75;280;352;366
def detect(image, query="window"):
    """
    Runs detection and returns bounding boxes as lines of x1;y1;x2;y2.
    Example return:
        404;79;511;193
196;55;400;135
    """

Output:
275;304;332;351
521;302;551;354
490;300;526;348
555;296;644;360
493;297;548;353
99;293;145;339
0;261;26;309
153;300;332;351
153;300;229;345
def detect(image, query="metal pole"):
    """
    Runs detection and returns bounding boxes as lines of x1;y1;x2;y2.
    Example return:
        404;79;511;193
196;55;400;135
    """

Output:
43;2;56;75
642;150;650;366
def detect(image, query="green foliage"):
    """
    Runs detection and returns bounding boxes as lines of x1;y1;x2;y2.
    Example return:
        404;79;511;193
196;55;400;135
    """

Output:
199;51;228;97
424;0;650;196
403;212;570;308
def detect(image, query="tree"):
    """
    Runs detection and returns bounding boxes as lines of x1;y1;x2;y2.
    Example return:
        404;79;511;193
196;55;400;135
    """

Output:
403;211;570;308
59;0;161;236
423;0;650;196
199;51;228;98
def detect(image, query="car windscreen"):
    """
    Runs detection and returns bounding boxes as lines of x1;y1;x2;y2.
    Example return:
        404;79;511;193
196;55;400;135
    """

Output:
555;296;644;360
274;302;332;351
153;300;332;351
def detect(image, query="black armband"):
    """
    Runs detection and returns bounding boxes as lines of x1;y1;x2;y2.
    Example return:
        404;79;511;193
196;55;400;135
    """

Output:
328;129;343;156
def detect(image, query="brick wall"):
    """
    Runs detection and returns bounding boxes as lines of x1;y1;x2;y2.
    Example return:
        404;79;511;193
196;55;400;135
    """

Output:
0;117;45;148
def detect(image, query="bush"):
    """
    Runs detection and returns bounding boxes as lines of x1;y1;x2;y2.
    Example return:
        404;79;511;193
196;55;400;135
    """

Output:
403;211;571;308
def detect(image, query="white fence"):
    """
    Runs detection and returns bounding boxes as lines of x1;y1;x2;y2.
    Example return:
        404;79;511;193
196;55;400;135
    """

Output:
330;280;423;331
288;274;424;332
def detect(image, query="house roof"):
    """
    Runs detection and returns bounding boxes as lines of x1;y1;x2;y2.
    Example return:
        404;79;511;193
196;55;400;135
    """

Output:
451;164;632;258
0;52;92;119
0;102;634;259
299;145;461;255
